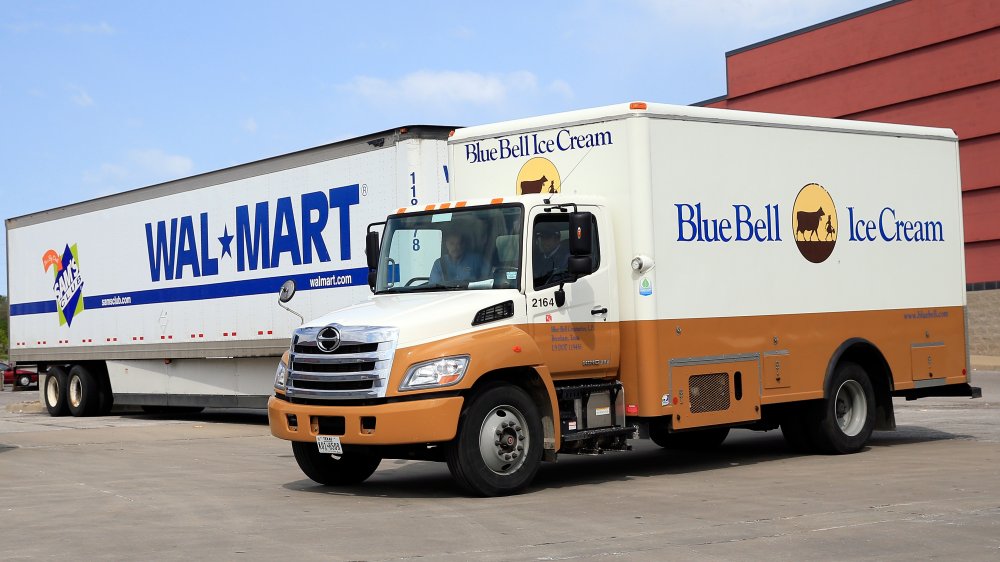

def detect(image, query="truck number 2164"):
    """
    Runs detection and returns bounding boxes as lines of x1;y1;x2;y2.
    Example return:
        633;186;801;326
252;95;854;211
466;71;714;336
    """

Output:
531;297;556;308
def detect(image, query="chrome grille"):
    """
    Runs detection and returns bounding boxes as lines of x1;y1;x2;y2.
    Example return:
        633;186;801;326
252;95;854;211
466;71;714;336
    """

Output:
286;325;398;401
689;373;731;413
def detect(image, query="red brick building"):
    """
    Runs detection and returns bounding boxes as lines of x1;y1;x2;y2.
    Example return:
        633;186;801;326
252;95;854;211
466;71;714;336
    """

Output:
700;0;1000;355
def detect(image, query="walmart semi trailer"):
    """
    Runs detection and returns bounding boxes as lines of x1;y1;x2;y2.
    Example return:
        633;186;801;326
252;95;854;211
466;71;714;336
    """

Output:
5;126;452;415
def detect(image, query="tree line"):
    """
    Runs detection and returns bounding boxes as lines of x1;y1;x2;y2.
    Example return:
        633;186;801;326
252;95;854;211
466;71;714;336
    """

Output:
1;295;8;360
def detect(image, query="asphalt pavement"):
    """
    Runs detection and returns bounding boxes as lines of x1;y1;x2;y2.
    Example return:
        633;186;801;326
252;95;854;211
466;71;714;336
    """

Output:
1;372;998;561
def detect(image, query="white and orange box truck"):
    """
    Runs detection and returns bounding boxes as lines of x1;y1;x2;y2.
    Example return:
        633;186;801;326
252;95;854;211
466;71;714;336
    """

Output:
268;103;980;496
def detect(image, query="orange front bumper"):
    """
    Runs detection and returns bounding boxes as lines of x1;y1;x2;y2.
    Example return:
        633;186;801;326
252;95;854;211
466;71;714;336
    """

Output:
268;395;465;445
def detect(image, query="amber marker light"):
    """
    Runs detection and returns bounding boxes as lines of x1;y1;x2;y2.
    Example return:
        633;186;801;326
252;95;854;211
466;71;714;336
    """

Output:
629;101;648;110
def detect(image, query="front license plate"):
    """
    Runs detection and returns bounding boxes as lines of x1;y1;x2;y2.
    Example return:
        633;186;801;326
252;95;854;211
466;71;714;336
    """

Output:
316;435;343;455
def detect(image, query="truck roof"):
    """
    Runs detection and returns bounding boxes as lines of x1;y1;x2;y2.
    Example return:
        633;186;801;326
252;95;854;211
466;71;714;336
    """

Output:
449;102;957;144
6;125;457;230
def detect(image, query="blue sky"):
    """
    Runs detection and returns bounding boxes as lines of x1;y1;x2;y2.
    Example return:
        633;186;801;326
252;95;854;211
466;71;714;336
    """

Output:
1;0;881;295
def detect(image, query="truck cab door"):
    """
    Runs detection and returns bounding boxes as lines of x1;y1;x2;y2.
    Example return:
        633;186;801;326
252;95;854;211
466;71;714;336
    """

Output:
525;206;617;380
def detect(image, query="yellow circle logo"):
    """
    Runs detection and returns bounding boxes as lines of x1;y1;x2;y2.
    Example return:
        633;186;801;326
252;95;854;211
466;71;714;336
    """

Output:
792;183;837;263
516;157;560;195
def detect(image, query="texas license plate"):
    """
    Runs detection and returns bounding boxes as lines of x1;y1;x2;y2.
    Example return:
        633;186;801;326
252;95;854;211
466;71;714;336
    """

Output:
316;435;343;455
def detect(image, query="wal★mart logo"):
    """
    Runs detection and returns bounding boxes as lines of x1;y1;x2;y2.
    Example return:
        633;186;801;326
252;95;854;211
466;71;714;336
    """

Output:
43;244;86;327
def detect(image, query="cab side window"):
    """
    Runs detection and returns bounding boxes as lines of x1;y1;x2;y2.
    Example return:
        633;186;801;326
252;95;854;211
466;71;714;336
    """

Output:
532;215;599;290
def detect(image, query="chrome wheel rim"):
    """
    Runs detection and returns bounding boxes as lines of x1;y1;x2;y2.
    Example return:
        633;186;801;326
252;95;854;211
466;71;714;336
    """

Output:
478;405;529;475
69;376;83;408
46;376;61;406
835;380;867;437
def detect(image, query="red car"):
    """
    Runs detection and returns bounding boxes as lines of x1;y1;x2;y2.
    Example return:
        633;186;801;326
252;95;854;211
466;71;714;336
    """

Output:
1;362;38;387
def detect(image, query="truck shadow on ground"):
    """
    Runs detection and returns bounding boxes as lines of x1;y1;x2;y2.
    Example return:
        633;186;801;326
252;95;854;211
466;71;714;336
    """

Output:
281;425;968;498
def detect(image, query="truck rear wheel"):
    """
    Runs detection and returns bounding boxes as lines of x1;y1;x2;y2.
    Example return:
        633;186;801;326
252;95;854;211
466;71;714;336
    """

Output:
43;366;70;417
67;364;101;417
648;423;730;450
446;384;543;497
811;361;875;454
291;441;381;486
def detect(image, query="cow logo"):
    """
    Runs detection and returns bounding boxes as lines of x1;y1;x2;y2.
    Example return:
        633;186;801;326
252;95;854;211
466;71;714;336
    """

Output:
792;183;837;263
516;157;561;195
43;244;86;327
316;326;342;352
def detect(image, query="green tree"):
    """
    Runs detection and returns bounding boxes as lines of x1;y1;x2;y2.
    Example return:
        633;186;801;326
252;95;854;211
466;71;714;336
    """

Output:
0;294;8;361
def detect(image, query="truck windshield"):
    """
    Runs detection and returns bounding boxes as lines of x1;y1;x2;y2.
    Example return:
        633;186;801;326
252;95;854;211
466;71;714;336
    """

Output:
375;205;524;293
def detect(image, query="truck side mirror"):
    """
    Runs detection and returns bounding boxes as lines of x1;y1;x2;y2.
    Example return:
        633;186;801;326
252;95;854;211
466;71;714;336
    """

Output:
365;231;380;291
568;212;593;256
567;211;594;276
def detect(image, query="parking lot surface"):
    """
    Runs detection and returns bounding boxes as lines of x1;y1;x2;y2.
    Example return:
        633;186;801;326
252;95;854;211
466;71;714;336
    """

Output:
1;373;998;561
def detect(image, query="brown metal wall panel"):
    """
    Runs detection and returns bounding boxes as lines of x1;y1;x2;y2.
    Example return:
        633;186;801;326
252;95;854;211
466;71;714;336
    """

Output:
726;0;1000;98
965;239;1000;283
958;135;1000;191
725;28;1000;117
963;187;1000;243
843;80;1000;140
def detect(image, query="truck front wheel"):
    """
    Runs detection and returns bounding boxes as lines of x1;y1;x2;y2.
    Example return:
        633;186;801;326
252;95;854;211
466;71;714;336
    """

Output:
446;384;543;497
43;366;69;417
291;441;381;486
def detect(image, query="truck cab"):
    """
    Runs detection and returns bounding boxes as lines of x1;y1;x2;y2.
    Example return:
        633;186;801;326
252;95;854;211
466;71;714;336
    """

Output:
269;194;629;496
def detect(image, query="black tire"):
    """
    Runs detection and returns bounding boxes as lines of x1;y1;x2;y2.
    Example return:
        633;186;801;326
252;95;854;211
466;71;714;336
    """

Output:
810;361;876;454
67;364;101;417
779;404;816;453
648;423;730;450
445;384;543;497
43;366;70;417
96;375;115;416
780;419;815;452
291;441;381;486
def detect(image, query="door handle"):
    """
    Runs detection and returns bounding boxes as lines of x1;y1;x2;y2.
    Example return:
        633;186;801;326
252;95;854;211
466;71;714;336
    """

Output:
591;306;608;315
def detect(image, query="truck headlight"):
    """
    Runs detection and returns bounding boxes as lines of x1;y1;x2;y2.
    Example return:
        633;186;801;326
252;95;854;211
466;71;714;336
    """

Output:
400;355;470;391
274;353;290;390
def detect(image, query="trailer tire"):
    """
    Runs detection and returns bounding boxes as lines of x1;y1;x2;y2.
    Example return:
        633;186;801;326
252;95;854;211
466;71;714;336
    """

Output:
67;365;100;417
445;384;543;497
43;366;70;417
648;423;730;450
291;441;381;486
810;361;876;454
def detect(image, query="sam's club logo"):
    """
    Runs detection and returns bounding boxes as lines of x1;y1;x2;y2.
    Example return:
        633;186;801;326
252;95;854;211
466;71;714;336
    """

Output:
42;244;85;327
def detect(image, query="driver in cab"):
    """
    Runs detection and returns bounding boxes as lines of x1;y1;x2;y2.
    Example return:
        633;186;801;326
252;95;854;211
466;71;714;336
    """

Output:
430;230;482;285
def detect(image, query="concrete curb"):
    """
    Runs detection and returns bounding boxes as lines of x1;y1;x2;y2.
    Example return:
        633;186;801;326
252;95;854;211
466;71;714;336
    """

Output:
5;401;45;414
971;356;1000;370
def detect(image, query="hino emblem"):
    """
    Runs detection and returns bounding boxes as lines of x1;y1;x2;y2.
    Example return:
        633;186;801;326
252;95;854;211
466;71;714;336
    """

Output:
316;326;342;353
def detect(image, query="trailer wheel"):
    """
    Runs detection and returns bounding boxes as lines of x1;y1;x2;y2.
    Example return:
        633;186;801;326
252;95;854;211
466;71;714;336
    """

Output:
67;365;100;417
811;361;875;454
648;423;730;450
445;384;542;497
291;441;381;486
43;366;70;417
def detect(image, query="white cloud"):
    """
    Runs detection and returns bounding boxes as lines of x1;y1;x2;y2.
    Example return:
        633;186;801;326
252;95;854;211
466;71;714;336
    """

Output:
242;117;258;133
70;86;93;107
128;149;193;178
636;0;852;30
343;70;573;107
5;21;114;34
452;26;475;40
83;149;193;194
